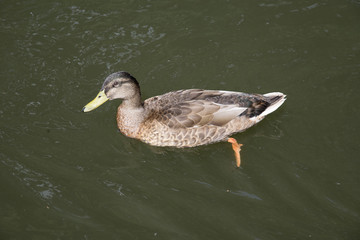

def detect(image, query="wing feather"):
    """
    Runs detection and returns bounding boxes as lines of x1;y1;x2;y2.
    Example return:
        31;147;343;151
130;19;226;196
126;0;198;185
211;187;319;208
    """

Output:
156;100;246;128
144;89;282;129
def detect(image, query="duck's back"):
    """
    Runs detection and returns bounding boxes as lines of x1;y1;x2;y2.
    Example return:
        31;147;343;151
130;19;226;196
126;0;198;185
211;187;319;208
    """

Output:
134;89;285;148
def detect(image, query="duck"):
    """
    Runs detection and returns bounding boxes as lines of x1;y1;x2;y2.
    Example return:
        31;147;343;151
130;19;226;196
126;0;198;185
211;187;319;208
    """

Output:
83;71;286;166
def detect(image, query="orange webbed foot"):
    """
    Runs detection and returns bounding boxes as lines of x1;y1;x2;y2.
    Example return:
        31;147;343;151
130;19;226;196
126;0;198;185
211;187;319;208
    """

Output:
227;138;243;168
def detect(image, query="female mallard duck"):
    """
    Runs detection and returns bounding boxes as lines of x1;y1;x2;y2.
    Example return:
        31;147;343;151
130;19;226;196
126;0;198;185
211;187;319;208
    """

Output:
83;72;286;165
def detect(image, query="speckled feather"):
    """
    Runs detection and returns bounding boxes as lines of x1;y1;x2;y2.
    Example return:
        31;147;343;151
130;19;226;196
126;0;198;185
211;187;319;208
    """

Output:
122;89;285;147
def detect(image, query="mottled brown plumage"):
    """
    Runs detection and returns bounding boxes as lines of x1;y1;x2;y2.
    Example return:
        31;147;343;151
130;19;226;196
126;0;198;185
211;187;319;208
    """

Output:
83;72;286;148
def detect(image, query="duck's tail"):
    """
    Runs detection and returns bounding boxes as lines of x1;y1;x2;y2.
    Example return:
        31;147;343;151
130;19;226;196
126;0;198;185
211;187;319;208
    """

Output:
259;92;286;118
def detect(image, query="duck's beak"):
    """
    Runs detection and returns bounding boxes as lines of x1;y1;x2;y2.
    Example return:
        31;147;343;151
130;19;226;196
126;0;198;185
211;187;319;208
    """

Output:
82;90;109;112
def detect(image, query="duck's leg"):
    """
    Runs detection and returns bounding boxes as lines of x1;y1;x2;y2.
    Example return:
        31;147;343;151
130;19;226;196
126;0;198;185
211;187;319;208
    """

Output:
227;138;243;167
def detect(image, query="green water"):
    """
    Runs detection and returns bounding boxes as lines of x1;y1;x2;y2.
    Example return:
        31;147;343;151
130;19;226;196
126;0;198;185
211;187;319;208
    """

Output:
1;0;359;239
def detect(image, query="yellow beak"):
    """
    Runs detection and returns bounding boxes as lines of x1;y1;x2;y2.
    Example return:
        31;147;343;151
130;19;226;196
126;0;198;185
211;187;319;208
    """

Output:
82;90;109;112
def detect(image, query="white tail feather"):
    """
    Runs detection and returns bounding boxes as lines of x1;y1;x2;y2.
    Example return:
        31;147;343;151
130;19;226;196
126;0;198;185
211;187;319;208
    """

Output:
259;92;286;117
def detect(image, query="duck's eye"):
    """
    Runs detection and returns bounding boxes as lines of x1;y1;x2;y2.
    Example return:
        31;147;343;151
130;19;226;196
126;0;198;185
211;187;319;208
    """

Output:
112;82;120;88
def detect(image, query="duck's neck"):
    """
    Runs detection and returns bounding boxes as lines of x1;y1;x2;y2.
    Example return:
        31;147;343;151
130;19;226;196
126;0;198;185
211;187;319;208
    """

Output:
116;94;145;138
121;92;143;109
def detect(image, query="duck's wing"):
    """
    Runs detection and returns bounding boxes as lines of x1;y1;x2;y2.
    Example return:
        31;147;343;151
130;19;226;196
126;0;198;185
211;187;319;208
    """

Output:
169;100;248;128
144;89;285;129
146;99;246;129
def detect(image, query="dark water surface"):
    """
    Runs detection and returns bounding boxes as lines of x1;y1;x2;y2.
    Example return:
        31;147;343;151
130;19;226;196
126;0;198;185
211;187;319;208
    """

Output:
1;0;359;239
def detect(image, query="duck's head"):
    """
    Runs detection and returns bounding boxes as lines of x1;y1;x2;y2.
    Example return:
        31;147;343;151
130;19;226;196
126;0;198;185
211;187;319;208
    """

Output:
82;71;140;112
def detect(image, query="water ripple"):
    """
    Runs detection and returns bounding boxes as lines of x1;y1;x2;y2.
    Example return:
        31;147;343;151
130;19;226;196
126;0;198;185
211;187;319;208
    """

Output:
1;154;61;202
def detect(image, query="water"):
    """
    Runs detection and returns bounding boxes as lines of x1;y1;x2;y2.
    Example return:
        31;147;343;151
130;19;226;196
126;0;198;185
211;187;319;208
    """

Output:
1;0;359;239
